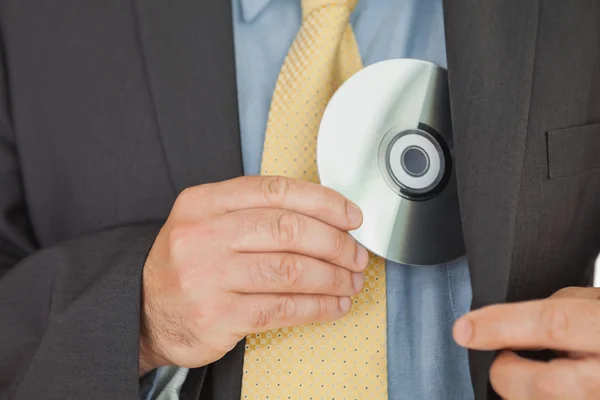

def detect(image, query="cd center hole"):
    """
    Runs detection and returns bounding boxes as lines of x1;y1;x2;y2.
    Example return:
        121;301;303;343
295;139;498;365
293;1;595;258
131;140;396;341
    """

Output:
401;147;429;177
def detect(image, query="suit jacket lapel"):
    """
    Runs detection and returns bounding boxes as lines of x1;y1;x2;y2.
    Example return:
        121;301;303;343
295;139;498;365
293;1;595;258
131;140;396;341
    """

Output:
133;1;244;399
443;1;540;399
133;0;243;193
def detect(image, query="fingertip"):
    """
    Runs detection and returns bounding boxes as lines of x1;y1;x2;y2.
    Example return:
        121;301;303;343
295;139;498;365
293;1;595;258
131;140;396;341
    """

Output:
352;272;365;293
345;201;363;227
354;245;369;271
339;296;352;313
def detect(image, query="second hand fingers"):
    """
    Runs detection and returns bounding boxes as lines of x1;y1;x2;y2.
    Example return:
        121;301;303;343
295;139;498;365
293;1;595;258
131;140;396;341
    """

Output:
454;298;600;354
490;351;600;400
227;208;369;273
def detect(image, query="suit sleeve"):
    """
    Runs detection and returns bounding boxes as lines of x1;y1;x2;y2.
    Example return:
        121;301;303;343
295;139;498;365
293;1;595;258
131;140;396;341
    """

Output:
0;60;162;400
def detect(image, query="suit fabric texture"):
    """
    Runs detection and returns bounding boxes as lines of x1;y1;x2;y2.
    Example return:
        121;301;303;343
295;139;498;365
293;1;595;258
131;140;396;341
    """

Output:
0;1;600;400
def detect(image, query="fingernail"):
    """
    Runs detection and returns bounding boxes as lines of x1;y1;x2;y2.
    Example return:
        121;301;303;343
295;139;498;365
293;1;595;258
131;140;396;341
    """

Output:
355;245;369;270
453;317;473;346
352;272;364;292
346;201;363;226
339;297;352;313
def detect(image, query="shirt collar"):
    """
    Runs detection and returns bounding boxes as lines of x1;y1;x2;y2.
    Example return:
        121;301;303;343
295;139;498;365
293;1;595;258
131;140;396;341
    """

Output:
239;0;274;22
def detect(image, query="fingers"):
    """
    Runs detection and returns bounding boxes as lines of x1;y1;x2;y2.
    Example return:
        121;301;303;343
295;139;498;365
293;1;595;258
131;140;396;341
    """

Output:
235;293;352;334
453;298;600;354
490;351;600;400
180;176;362;231
227;208;369;273
224;253;363;296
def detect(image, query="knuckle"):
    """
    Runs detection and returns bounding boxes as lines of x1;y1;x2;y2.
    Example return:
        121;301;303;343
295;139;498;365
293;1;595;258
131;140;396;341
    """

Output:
174;185;213;215
249;254;302;289
248;256;268;287
176;187;196;208
250;304;273;329
272;211;302;245
330;230;347;259
316;296;330;319
330;266;347;292
167;226;190;255
541;303;570;343
278;254;302;288
274;296;297;322
260;176;294;205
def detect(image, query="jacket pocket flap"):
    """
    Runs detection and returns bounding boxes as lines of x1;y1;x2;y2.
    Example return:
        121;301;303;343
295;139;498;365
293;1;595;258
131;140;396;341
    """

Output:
547;123;600;180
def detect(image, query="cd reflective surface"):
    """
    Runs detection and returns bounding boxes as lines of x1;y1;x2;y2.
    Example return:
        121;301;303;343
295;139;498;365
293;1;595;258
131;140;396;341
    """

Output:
317;59;465;266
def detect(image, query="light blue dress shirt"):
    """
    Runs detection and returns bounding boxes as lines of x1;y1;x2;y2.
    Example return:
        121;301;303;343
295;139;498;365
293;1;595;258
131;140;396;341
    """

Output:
143;1;474;399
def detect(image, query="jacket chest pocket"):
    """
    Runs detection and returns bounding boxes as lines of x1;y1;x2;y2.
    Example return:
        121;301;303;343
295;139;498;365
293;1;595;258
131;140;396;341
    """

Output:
547;123;600;180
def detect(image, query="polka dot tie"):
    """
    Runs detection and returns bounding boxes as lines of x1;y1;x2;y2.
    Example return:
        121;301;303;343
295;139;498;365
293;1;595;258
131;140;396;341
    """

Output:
240;1;388;399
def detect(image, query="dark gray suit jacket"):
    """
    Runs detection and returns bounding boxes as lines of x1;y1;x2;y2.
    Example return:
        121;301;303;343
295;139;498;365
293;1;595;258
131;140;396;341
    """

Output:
0;1;599;399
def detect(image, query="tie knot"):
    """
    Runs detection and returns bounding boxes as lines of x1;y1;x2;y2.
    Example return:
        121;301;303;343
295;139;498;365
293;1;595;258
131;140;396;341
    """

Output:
301;0;358;18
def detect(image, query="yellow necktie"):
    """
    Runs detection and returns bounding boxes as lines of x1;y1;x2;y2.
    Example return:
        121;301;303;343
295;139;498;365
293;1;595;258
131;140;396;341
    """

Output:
241;1;388;398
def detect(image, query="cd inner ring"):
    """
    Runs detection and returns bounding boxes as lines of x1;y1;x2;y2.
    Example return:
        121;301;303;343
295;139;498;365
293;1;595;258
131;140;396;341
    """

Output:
378;125;451;201
401;146;430;177
389;134;441;190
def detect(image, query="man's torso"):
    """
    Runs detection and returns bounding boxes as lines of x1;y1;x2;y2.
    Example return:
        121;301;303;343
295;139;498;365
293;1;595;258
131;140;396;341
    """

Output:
2;1;600;399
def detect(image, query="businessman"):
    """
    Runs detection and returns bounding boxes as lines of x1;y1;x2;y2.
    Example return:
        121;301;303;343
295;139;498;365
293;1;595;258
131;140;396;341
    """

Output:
1;1;600;400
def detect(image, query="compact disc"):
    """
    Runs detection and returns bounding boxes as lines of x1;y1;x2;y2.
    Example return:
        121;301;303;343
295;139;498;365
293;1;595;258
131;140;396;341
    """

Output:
316;59;465;266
